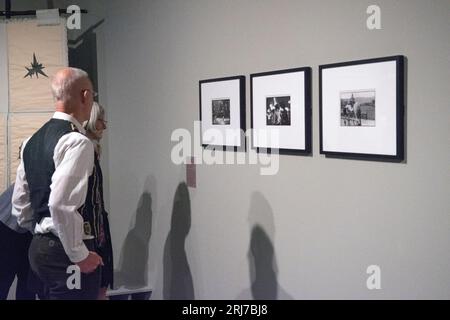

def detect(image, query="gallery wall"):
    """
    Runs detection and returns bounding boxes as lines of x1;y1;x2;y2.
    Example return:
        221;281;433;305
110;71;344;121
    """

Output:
102;0;450;299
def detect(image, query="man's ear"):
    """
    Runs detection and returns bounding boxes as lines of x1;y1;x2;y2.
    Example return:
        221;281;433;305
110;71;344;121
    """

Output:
80;90;88;104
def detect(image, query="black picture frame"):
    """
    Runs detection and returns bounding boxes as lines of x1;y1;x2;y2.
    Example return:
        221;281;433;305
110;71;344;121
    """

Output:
250;67;312;155
199;75;246;152
319;55;405;161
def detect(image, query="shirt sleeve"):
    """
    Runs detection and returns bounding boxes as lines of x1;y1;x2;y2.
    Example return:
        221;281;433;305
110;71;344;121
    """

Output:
11;138;35;233
49;133;94;263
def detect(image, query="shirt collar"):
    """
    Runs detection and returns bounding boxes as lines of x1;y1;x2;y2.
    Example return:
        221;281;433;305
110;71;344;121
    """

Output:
52;112;86;135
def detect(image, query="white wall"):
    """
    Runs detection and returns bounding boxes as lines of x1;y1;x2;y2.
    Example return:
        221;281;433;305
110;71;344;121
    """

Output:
101;0;450;299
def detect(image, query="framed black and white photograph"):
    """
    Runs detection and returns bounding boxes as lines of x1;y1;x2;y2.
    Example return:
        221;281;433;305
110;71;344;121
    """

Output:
212;98;230;125
266;95;291;126
319;55;405;161
199;76;245;150
251;67;311;155
340;89;376;127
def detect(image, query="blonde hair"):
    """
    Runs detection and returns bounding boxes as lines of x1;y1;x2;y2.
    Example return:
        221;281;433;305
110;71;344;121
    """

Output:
84;102;105;133
84;102;106;155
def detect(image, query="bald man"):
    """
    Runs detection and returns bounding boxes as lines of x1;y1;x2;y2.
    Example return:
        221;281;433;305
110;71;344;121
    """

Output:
12;68;103;299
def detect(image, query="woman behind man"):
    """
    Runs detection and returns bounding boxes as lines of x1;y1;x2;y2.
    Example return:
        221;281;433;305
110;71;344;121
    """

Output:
0;184;34;300
84;102;114;299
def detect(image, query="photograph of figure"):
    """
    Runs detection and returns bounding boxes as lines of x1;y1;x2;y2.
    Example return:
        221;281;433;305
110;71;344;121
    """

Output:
340;90;376;127
212;99;231;125
266;96;291;126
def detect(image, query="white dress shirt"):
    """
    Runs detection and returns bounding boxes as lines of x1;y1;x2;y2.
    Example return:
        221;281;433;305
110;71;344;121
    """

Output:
12;112;95;263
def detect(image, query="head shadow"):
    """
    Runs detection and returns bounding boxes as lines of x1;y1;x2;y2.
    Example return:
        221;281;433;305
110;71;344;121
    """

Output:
114;177;154;290
237;191;293;300
162;182;195;299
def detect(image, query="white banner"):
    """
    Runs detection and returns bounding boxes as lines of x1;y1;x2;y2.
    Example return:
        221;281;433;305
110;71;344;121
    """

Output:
7;18;68;112
0;22;8;191
3;18;68;188
0;22;7;113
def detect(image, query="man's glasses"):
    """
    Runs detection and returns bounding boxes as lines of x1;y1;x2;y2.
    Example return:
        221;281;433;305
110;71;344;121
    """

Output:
83;89;98;98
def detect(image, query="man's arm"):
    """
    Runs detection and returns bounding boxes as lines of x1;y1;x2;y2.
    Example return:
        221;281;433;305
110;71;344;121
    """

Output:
12;139;34;232
49;134;94;263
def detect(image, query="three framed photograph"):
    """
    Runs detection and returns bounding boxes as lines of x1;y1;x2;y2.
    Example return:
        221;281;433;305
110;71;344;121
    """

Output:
250;67;312;155
319;55;405;161
198;55;405;161
199;75;246;151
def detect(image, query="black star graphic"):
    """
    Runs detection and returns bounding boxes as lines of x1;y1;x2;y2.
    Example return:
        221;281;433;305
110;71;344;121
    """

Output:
24;53;48;79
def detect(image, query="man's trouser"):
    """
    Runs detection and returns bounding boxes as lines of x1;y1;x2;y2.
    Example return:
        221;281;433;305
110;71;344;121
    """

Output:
28;233;100;300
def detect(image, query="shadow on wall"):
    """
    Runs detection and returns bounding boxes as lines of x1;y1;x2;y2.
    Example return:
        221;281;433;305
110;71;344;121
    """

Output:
163;182;195;299
237;192;293;300
114;188;153;289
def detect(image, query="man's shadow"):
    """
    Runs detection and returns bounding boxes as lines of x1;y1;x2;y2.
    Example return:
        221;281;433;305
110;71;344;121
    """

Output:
237;192;293;300
163;182;195;299
114;189;152;290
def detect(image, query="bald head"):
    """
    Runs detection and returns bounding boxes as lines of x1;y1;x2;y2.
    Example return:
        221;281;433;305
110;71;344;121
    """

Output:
51;67;90;104
51;67;94;122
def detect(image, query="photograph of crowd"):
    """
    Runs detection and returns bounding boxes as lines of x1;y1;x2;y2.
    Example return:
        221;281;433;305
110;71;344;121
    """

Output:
340;90;376;127
266;96;291;126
